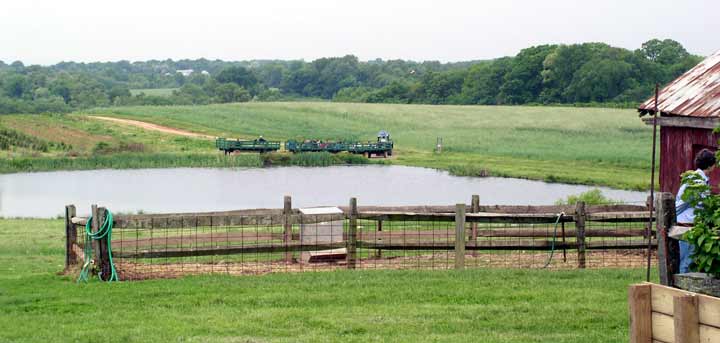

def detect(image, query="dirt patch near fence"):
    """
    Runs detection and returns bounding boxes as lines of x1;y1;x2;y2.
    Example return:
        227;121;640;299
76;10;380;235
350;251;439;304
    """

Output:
87;116;215;139
114;249;654;280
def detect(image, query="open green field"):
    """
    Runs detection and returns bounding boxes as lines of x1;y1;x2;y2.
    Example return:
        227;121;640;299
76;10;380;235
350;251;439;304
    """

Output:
0;218;649;342
85;102;653;190
1;102;653;190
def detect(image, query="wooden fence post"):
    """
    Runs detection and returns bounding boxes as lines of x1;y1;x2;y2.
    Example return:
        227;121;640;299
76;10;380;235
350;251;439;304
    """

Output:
375;220;383;258
470;195;479;241
455;203;466;269
64;205;77;270
574;201;586;269
674;294;700;343
657;192;679;286
97;206;110;281
90;204;101;276
347;197;358;269
628;284;652;343
283;195;292;263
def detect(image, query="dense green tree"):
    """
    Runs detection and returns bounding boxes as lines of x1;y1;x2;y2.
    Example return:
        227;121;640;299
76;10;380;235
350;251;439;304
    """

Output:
48;76;73;103
414;71;465;104
186;73;211;86
333;87;373;102
282;65;319;96
540;43;607;103
257;64;286;88
10;61;24;71
174;72;186;87
173;84;210;104
3;74;29;98
216;66;258;93
33;87;51;99
564;59;634;102
213;83;250;103
498;45;556;104
460;58;510;104
256;87;283;101
366;82;413;103
641;39;690;65
312;55;361;98
0;38;705;114
108;85;131;102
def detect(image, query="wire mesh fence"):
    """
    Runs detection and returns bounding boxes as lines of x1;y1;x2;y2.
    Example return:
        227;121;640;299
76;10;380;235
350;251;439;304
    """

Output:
64;199;657;281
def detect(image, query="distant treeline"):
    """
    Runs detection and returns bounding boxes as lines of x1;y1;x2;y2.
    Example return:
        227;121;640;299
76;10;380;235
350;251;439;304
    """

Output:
0;39;700;114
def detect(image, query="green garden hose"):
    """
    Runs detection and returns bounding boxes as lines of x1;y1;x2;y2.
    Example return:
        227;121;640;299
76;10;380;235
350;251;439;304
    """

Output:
543;212;565;269
77;209;119;282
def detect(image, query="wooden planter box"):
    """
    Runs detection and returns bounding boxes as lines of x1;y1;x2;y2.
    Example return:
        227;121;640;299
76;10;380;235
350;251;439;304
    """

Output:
629;282;720;343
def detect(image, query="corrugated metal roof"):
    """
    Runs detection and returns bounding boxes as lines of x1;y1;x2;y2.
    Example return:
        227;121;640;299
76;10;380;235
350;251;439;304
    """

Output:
638;50;720;117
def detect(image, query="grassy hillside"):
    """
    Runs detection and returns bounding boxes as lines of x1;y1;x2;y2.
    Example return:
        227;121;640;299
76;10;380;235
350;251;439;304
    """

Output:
0;218;648;342
0;113;275;172
86;102;653;190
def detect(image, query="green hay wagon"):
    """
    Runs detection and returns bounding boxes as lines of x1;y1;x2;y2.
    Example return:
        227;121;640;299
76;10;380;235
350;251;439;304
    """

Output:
347;141;394;157
348;130;393;157
216;137;281;154
285;131;393;157
284;140;349;153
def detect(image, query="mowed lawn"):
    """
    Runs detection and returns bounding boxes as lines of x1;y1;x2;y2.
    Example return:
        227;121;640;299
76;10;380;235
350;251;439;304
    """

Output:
0;218;648;342
85;102;653;190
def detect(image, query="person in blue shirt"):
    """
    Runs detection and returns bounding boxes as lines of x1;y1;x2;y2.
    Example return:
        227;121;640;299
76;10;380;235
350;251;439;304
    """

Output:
675;148;716;273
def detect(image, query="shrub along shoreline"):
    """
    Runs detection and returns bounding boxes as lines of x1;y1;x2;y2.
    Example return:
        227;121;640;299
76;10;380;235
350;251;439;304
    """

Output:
0;152;378;174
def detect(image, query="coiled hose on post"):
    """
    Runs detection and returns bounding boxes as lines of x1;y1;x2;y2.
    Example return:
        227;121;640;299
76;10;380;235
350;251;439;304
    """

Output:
77;209;118;282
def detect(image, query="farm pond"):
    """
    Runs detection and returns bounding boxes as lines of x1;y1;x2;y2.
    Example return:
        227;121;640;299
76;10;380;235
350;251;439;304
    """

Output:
0;165;647;218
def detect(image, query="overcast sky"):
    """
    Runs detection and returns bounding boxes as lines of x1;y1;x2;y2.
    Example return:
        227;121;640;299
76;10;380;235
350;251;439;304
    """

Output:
1;0;717;65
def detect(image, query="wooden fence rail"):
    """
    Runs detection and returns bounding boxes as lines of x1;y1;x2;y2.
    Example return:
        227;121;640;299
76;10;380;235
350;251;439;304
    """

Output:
64;196;655;275
114;239;657;260
70;211;646;227
68;202;650;228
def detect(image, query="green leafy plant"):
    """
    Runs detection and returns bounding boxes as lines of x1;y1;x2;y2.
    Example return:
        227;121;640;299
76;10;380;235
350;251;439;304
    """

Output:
554;189;618;206
0;126;52;152
679;171;720;276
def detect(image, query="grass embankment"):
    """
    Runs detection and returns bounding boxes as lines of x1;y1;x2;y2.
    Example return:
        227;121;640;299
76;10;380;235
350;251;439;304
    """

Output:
0;113;372;173
0;218;648;342
85;102;653;190
0;153;263;173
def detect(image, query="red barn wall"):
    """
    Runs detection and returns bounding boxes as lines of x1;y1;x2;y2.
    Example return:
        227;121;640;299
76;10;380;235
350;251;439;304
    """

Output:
660;126;720;195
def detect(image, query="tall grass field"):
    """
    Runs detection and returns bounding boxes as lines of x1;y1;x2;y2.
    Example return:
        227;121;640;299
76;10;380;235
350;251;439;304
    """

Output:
86;102;653;190
1;102;653;190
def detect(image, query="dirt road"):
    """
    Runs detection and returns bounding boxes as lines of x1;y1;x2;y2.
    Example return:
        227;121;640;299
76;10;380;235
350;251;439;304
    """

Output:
87;116;215;139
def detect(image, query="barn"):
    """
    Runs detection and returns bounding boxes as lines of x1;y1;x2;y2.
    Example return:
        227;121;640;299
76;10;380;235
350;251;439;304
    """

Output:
638;50;720;194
